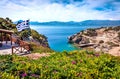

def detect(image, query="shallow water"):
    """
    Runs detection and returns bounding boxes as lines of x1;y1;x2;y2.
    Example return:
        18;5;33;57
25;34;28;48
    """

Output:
31;25;102;52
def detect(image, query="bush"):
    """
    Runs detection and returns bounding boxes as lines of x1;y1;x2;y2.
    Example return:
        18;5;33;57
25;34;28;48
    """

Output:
0;50;120;79
83;28;97;36
29;42;53;53
18;29;31;39
0;17;16;30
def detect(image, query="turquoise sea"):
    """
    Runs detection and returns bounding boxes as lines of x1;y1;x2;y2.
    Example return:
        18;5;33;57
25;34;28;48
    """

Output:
31;25;103;52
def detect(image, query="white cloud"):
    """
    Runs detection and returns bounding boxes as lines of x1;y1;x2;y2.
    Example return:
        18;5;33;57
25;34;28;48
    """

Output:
0;0;120;22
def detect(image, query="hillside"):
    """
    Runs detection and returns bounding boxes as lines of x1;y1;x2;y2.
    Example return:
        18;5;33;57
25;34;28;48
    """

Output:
0;17;16;30
0;17;49;48
68;26;120;56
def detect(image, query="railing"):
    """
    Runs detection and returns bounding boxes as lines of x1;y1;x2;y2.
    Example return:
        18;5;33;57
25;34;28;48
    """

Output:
12;40;31;54
12;45;30;54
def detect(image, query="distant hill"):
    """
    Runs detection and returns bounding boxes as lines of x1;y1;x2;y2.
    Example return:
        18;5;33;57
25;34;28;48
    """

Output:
30;21;78;26
80;20;120;26
30;20;120;26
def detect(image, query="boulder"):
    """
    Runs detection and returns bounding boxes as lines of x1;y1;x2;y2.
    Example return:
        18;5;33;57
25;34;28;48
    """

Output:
74;37;82;44
68;35;76;43
79;37;90;44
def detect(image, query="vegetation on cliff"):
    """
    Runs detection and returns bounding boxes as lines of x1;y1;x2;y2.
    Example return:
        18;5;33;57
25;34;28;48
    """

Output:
0;17;16;30
0;17;49;48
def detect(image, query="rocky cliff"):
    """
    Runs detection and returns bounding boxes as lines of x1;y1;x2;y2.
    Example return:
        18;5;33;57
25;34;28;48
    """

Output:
68;26;120;56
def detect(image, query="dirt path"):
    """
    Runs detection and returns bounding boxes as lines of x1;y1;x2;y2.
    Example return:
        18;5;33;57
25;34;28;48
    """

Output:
23;53;50;60
0;48;12;55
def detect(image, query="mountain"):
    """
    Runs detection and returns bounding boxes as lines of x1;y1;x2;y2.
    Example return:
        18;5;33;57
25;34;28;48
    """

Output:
30;21;78;26
80;20;120;26
30;20;120;26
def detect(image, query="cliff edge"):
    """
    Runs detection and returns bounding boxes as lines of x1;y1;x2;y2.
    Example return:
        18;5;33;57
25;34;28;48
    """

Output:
68;26;120;56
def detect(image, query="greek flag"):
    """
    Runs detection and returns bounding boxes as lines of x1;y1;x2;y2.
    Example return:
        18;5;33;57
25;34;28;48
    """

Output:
16;20;30;32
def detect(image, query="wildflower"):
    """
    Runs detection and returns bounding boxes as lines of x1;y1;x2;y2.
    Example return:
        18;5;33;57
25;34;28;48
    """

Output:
94;53;100;57
21;73;27;77
72;60;76;64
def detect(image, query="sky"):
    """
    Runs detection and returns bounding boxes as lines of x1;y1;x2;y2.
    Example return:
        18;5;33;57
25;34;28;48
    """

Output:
0;0;120;22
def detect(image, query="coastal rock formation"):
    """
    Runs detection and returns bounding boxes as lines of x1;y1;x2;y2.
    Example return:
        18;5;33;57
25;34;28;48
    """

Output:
68;26;120;56
18;29;49;47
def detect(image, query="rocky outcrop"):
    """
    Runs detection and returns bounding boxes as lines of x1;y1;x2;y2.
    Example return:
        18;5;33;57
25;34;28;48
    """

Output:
30;36;49;47
68;26;120;55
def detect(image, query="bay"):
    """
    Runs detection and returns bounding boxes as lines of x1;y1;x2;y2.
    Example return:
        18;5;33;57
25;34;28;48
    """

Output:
31;25;102;52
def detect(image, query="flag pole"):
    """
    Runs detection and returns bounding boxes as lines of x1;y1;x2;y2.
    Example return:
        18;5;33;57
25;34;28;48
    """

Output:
28;19;31;36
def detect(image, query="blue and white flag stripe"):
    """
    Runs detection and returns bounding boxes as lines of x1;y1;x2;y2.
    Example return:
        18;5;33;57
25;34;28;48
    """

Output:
16;20;30;32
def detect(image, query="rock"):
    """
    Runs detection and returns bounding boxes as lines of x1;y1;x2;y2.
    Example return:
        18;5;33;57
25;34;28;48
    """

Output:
99;40;104;44
79;37;90;44
73;37;82;44
68;35;76;43
95;47;101;52
68;26;120;55
93;44;99;48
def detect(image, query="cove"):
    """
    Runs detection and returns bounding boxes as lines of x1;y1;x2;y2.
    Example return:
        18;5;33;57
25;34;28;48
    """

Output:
31;25;102;52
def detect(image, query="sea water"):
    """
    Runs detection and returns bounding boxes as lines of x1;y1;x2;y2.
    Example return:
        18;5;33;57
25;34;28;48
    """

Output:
31;25;102;52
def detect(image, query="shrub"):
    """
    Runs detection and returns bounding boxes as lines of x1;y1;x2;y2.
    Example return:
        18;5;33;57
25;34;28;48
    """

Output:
104;27;113;31
1;50;120;79
18;29;31;39
83;28;97;36
29;42;53;53
0;17;16;30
